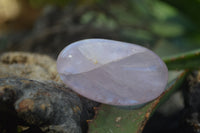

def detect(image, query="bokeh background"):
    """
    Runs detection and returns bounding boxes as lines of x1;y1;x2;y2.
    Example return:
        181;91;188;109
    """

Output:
0;0;200;133
0;0;200;58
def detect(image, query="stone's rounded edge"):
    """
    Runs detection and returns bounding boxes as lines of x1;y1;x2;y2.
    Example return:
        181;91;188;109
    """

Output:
57;38;169;106
56;38;146;75
137;45;169;93
57;38;146;60
147;47;169;84
57;41;79;59
57;73;140;106
57;74;163;106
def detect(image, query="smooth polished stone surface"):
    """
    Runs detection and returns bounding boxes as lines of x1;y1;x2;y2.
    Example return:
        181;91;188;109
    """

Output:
57;39;168;106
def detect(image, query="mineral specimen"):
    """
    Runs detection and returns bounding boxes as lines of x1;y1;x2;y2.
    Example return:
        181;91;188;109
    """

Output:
57;39;168;106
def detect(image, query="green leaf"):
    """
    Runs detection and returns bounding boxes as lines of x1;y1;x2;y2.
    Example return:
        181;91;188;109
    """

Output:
161;0;200;27
163;49;200;70
151;22;184;37
153;40;182;57
152;1;177;21
88;71;188;133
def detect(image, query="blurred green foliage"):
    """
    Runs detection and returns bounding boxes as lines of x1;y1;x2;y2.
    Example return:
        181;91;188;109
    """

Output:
0;0;198;57
28;0;200;57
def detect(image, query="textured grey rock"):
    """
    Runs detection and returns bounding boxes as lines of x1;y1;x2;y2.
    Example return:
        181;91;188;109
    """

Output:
0;77;82;133
0;52;99;133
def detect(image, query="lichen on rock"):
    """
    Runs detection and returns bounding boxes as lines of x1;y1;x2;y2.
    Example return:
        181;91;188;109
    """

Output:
0;52;60;82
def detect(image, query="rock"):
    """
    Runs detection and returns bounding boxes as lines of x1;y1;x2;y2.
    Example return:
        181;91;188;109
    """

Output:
0;52;98;133
57;39;168;106
0;52;60;82
0;77;82;133
183;72;200;133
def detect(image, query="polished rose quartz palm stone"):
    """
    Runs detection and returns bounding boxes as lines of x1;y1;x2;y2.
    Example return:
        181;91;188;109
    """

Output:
57;39;168;106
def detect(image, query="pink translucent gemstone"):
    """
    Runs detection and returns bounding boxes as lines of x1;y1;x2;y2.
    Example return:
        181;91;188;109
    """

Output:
57;39;168;106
